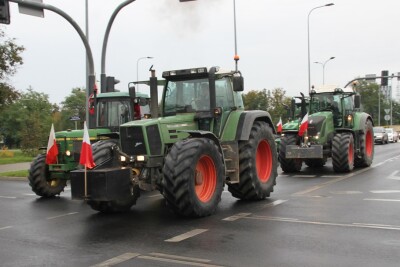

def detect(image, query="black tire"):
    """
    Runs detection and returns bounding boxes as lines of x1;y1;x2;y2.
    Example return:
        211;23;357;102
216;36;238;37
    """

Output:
354;120;374;167
332;133;354;172
28;154;67;197
304;158;327;168
227;121;278;200
86;139;138;213
278;134;302;172
162;138;224;217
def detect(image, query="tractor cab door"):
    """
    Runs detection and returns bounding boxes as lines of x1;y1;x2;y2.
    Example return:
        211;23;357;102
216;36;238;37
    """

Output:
212;78;236;137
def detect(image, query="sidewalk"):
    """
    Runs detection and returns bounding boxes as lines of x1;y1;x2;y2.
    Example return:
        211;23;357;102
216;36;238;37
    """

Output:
0;162;30;181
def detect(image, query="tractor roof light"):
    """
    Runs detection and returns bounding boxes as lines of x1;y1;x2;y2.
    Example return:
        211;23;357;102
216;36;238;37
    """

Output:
162;67;208;79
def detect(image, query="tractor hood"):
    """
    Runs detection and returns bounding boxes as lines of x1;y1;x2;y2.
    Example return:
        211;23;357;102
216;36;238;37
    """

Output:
283;119;301;131
55;128;112;141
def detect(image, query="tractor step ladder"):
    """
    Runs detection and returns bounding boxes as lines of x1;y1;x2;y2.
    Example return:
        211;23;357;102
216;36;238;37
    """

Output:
221;142;239;184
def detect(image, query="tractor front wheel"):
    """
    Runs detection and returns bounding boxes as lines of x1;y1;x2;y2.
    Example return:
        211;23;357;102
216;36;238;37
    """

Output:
162;138;224;217
279;134;302;172
28;154;67;197
332;133;354;172
228;121;278;200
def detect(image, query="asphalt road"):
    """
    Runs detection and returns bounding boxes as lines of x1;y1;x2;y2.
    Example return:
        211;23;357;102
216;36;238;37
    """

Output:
0;142;400;267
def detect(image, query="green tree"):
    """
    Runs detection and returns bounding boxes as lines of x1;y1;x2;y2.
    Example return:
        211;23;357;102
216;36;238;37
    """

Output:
267;88;292;125
0;29;24;111
59;87;86;130
242;89;269;110
0;88;53;153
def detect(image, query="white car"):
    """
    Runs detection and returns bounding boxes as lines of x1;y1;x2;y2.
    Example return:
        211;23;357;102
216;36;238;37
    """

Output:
385;128;398;143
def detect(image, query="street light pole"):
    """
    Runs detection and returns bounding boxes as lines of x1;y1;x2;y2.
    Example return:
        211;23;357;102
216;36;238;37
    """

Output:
233;0;239;72
314;56;335;84
136;56;153;92
307;3;334;93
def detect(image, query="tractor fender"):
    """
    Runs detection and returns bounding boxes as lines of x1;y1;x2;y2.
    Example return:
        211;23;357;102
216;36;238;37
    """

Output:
185;130;222;152
235;110;275;141
354;112;374;130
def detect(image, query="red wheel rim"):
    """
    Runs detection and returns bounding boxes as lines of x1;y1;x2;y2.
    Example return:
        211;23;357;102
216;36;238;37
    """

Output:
256;140;272;183
365;130;373;156
195;155;217;203
348;138;354;164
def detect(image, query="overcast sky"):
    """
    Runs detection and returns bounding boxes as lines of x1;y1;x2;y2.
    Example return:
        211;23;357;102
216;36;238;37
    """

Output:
4;0;400;105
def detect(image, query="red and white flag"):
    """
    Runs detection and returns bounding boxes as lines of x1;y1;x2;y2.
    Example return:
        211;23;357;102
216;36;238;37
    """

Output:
298;112;309;137
79;121;96;169
276;117;283;133
45;124;58;164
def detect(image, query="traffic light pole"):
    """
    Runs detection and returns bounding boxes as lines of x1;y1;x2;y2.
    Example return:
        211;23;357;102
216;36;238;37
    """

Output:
8;0;95;128
100;0;135;93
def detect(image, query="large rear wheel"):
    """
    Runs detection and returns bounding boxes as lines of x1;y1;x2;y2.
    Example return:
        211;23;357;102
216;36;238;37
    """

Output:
162;138;224;217
354;119;374;167
332;133;354;172
228;121;278;200
28;154;67;197
279;134;302;172
86;139;139;213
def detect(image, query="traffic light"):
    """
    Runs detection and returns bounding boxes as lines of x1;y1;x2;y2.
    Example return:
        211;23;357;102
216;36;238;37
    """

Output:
381;70;389;86
0;0;10;25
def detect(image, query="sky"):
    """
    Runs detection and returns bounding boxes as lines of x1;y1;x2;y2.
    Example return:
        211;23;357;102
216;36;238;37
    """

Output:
3;0;400;105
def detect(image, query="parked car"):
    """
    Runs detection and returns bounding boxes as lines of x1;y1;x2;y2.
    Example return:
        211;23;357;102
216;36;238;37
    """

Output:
385;128;399;143
373;127;389;144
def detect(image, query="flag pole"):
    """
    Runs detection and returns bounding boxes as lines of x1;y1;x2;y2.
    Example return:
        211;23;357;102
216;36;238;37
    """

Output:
84;165;87;198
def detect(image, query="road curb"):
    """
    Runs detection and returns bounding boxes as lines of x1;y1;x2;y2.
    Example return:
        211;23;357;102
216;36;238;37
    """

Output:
0;176;27;181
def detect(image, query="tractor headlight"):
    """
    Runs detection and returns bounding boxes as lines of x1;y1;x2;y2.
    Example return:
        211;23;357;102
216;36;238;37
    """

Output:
136;155;146;162
65;150;71;157
120;155;127;162
346;114;353;127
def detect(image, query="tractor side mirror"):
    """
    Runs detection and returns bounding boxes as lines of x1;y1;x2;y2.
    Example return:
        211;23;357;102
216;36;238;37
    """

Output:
233;76;244;92
354;94;361;109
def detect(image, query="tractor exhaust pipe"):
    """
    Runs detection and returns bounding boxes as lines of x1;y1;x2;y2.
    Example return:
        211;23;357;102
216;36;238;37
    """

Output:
149;66;159;118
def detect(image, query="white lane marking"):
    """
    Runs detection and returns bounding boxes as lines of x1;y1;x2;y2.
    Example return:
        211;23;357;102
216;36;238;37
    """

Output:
245;215;400;231
90;252;140;267
262;199;288;208
330;191;362;195
148;252;211;263
370;190;400;194
46;212;78;220
222;212;251;221
364;198;400;202
387;170;400;180
320;175;342;178
165;229;208;242
138;255;222;267
0;226;13;230
0;195;17;199
292;166;372;196
22;193;36;196
293;175;317;178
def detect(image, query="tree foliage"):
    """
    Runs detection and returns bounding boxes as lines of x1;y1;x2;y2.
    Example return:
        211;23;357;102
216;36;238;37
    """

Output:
242;88;291;126
0;29;24;110
58;87;86;130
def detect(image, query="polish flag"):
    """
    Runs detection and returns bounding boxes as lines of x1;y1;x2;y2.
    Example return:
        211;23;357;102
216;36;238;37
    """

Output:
276;117;283;133
298;112;309;137
45;124;58;164
79;121;96;169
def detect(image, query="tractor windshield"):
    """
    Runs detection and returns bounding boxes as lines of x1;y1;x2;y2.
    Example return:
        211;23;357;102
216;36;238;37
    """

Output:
163;77;235;116
97;99;133;128
310;93;341;114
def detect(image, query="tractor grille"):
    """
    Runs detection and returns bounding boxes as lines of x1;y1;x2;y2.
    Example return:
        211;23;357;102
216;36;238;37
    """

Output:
146;125;162;155
73;140;82;161
120;126;146;155
308;116;325;136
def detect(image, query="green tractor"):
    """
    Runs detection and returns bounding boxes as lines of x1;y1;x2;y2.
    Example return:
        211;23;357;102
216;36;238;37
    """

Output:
279;85;374;172
71;66;278;217
28;88;150;198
